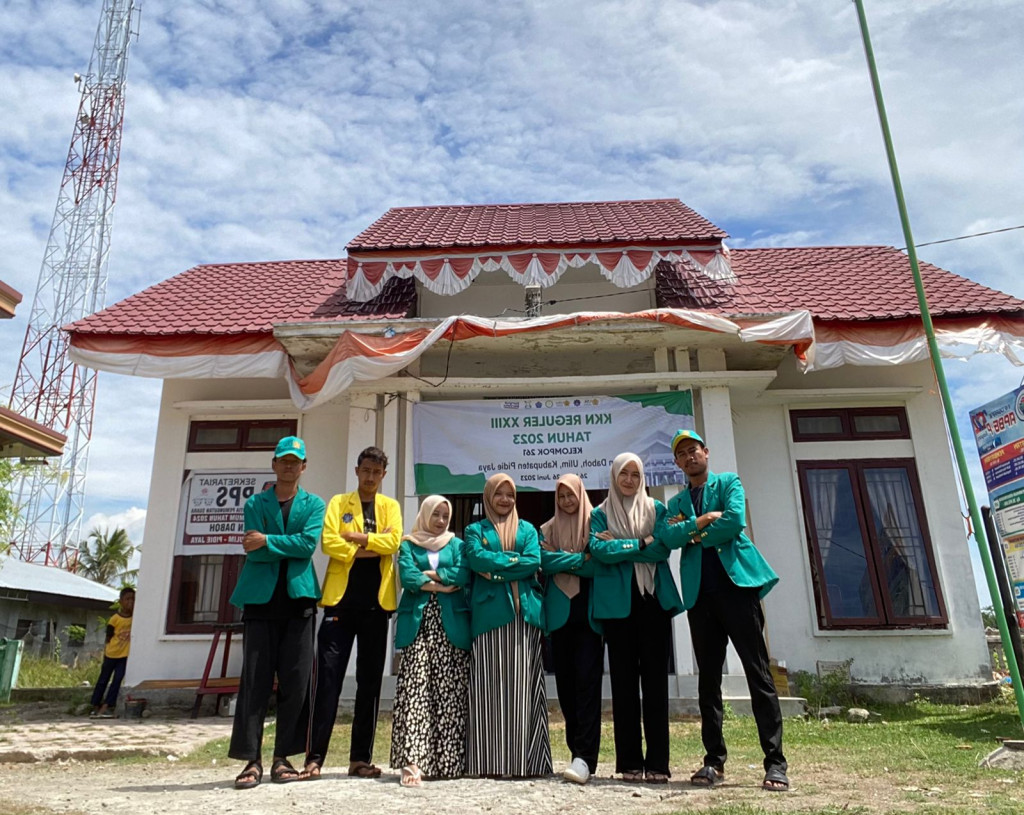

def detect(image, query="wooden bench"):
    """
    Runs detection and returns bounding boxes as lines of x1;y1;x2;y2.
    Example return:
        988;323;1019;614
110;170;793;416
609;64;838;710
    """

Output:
130;624;245;718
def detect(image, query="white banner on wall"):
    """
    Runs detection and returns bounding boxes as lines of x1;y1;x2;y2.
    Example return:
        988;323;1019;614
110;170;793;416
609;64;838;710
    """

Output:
413;392;694;494
174;469;275;555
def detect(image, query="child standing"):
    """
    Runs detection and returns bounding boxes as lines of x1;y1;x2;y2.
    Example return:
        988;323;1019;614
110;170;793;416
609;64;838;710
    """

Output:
90;586;135;719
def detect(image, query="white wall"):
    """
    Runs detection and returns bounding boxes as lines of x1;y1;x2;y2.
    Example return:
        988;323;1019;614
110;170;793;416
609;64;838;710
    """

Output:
129;352;991;691
733;359;989;685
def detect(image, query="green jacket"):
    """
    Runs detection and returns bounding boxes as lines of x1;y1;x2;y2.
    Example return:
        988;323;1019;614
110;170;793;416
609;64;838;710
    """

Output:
589;502;684;621
659;470;779;610
395;538;472;651
229;486;325;609
463;519;544;637
539;540;600;635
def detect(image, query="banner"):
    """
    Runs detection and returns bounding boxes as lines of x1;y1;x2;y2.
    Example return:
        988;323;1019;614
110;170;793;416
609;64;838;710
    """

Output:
174;469;274;555
413;392;694;493
970;385;1024;627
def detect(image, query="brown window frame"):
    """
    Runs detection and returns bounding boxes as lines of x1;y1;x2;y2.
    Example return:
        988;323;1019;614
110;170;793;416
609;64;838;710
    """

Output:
187;419;298;452
797;458;947;631
790;407;910;443
165;553;244;635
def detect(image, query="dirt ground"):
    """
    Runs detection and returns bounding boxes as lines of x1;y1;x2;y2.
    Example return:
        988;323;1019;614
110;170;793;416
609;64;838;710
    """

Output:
1;702;1021;815
0;756;1021;815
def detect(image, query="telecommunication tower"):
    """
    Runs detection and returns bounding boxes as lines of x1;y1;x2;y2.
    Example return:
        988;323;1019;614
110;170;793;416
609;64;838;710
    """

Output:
7;0;140;567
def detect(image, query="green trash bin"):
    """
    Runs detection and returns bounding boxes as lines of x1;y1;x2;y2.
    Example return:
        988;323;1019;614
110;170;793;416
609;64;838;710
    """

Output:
0;637;25;703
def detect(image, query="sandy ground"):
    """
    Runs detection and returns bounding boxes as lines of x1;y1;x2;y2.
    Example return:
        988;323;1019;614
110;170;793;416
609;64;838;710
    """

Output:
2;755;1023;815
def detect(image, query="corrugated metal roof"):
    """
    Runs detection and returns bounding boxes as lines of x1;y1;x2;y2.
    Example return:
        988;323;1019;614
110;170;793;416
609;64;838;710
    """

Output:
0;557;120;605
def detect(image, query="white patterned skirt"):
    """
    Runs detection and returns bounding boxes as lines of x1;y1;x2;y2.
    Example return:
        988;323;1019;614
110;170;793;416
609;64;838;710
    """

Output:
466;613;552;778
390;597;471;778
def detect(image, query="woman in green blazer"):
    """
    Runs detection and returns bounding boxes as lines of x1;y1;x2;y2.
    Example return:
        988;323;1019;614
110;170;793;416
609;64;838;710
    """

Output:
589;453;683;785
463;473;551;778
390;496;471;786
540;473;602;785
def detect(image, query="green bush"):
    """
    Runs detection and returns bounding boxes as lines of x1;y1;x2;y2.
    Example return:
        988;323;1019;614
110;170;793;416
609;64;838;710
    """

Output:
790;659;855;711
63;625;86;647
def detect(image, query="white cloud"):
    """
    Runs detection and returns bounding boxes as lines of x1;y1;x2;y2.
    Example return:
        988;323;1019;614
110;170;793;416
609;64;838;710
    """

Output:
1;0;1022;612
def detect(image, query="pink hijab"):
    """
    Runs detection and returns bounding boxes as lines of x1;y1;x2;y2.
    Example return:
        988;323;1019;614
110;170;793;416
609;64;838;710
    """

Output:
482;472;521;610
483;473;520;552
540;474;593;599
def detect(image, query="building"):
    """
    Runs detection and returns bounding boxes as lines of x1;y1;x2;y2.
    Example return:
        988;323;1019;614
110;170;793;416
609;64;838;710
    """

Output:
0;555;118;659
0;280;66;460
64;199;1024;697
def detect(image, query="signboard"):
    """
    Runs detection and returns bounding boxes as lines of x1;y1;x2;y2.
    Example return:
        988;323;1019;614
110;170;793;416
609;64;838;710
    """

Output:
970;385;1024;627
174;469;274;555
413;392;694;494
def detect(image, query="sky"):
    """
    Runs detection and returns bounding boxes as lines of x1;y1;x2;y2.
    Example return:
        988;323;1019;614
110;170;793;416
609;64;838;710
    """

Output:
1;0;1022;603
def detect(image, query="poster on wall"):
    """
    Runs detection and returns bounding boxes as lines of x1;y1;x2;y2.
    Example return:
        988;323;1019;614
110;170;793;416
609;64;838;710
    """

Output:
174;469;275;555
970;385;1024;627
413;391;694;494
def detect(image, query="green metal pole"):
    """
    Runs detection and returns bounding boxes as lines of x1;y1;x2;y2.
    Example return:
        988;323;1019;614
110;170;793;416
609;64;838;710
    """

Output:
853;0;1024;728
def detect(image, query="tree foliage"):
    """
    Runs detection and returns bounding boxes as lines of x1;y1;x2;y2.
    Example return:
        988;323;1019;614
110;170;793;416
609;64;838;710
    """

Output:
0;458;28;554
77;525;137;586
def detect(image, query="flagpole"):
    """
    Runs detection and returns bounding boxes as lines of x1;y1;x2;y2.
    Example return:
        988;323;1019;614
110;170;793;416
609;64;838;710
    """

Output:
852;0;1024;727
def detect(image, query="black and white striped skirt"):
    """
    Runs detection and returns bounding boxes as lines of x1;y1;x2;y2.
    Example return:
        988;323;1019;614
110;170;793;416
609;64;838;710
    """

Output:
466;614;552;778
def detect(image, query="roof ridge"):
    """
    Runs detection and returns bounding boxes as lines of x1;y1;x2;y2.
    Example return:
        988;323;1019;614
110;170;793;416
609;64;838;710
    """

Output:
191;257;346;269
383;198;682;212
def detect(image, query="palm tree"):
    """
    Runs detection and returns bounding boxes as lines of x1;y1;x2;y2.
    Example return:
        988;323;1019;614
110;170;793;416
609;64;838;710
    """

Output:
77;526;137;586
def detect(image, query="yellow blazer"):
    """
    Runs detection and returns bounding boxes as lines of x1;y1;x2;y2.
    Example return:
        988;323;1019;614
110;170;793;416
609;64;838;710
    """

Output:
319;490;403;610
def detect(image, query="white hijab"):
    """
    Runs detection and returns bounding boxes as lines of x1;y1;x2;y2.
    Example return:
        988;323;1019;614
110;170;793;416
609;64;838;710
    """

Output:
599;452;657;596
402;495;455;552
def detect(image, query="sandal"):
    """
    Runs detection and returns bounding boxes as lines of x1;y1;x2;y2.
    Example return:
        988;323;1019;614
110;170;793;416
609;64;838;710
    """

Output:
299;763;322;781
690;765;724;787
271;758;301;784
621;770;644;783
762;767;790;792
234;761;263;790
400;765;423;787
348;761;382;778
645;771;669;784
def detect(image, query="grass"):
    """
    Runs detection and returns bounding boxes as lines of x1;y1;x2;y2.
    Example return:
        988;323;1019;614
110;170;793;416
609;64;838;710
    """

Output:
13;654;101;689
135;695;1024;813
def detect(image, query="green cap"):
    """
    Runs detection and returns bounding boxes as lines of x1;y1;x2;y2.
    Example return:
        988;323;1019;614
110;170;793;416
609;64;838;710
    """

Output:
274;436;306;460
671;428;705;452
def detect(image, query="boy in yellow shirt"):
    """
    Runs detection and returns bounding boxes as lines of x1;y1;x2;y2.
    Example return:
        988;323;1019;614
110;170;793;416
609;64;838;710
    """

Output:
90;587;135;719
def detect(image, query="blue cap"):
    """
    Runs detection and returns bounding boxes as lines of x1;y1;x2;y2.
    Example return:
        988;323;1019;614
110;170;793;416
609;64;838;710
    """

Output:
274;436;307;460
671;428;705;452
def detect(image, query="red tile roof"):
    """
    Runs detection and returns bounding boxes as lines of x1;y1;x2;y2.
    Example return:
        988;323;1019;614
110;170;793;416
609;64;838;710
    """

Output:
657;245;1024;320
66;243;1022;339
347;199;728;251
66;259;416;336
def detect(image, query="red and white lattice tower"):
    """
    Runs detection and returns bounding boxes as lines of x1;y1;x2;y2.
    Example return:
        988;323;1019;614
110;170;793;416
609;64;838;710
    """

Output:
7;0;140;567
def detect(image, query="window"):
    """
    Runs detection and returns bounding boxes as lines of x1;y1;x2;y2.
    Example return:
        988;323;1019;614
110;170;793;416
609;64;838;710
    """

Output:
166;554;243;633
790;407;909;442
797;459;946;629
187;419;297;452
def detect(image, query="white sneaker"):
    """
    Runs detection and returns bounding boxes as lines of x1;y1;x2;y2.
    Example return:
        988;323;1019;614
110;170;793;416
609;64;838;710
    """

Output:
563;757;591;784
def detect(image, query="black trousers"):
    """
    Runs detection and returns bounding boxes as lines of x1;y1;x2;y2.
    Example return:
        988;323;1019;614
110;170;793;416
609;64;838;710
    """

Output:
550;617;604;773
688;584;786;773
91;655;127;709
305;607;389;767
228;614;315;762
602;582;672;775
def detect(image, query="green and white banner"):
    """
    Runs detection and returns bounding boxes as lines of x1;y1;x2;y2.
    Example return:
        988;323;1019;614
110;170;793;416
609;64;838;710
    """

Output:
413;392;694;493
